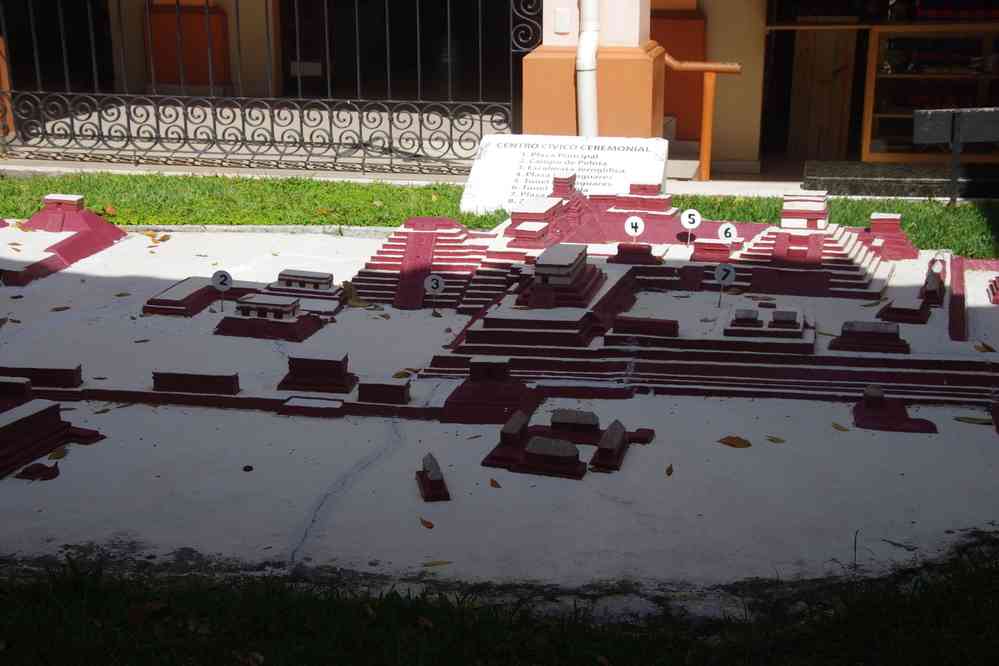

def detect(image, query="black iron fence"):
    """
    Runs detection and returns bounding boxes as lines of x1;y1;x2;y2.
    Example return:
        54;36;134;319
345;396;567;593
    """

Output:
0;0;541;173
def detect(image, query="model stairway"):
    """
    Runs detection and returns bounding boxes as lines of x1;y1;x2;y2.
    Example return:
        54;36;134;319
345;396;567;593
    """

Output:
351;219;492;309
456;261;519;316
423;351;995;406
732;224;892;298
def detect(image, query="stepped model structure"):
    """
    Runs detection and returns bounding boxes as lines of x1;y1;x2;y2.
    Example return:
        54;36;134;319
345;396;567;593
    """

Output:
0;194;126;286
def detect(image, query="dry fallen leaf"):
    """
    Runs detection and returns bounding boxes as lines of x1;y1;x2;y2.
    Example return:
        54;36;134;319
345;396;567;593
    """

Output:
766;435;786;444
832;423;850;432
974;342;996;353
392;371;412;379
419;517;435;530
421;560;452;568
431;311;443;318
133;339;151;344
50;306;71;312
377;313;391;320
718;436;752;449
158;234;171;242
142;230;158;238
817;331;837;338
48;446;68;460
93;376;108;381
954;416;994;426
115;292;131;298
490;478;501;488
666;464;674;477
466;434;482;440
93;408;111;415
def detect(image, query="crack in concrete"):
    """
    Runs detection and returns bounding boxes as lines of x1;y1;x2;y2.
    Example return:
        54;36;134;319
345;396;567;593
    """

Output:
288;419;407;564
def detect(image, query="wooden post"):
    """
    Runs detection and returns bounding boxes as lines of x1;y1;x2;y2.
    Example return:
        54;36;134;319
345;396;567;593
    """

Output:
0;37;11;146
698;71;717;181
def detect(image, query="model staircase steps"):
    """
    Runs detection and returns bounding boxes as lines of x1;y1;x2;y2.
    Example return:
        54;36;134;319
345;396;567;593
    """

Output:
422;355;994;404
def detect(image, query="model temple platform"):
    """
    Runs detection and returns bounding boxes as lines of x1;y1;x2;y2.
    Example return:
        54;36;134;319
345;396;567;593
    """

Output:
0;194;126;287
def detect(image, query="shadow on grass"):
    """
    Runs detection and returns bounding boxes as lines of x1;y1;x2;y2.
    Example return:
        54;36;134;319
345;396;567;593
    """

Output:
1;529;997;665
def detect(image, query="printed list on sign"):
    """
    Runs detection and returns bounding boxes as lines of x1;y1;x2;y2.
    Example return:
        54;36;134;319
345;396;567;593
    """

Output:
460;135;669;215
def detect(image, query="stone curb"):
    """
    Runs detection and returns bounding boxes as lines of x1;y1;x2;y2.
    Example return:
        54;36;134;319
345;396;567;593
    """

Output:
121;224;404;238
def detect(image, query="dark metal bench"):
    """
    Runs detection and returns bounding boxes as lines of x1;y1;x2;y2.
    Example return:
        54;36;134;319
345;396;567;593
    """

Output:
913;108;999;204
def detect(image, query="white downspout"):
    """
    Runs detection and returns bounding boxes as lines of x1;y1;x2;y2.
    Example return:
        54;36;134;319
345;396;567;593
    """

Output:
576;0;599;137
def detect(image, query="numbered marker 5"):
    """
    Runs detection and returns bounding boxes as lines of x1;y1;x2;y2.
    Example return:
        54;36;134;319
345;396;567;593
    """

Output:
211;270;233;292
680;209;703;231
624;216;645;239
424;274;447;296
718;223;738;244
714;263;737;287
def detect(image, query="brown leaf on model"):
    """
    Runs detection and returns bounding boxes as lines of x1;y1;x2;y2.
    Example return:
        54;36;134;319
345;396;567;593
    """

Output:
832;423;850;432
490;478;501;488
666;464;674;477
419;517;435;529
718;436;752;449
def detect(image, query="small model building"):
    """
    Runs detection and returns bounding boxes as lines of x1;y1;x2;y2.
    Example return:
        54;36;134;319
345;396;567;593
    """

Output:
415;452;451;502
589;420;630;472
852;385;938;433
515;436;587;480
277;353;358;394
830;321;911;354
276;269;334;291
214;294;325;342
0;399;103;479
517;244;605;309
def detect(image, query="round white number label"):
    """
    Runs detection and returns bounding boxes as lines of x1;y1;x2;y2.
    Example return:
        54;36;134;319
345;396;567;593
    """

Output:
624;216;646;239
714;263;737;287
424;274;447;296
718;223;738;244
211;270;233;292
680;209;703;231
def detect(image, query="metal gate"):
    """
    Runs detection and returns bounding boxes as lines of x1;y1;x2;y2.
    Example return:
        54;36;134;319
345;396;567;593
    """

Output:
0;0;541;174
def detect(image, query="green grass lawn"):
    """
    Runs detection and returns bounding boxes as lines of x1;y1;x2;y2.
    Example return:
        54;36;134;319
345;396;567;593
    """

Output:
1;173;997;258
1;531;997;665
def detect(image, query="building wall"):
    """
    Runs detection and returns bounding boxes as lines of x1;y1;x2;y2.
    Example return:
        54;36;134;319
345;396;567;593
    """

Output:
700;0;766;167
110;0;279;97
543;0;650;48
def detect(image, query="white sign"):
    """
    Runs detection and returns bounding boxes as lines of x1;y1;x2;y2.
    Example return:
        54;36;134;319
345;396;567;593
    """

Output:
624;216;645;239
714;263;737;286
211;270;233;292
718;223;737;243
680;209;703;231
460;134;669;215
424;274;447;296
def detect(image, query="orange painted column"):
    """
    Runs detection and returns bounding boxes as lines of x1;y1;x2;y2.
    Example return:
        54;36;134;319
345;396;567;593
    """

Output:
0;37;11;142
523;41;665;138
524;0;661;138
699;71;716;180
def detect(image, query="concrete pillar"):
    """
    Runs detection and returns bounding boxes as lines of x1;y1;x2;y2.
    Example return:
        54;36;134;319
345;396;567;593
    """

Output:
524;0;662;138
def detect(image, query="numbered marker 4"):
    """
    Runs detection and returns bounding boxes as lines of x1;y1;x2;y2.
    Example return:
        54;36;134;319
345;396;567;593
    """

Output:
680;209;703;231
714;263;737;287
718;223;738;244
624;216;646;239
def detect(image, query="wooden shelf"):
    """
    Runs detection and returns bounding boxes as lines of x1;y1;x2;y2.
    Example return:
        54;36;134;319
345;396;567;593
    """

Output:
861;23;999;165
877;73;999;80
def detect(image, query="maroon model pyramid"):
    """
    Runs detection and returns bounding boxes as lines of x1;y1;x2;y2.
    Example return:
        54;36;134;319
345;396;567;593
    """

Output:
3;194;126;286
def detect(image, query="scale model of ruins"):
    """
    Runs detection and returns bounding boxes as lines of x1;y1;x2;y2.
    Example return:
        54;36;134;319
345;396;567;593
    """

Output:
3;175;999;484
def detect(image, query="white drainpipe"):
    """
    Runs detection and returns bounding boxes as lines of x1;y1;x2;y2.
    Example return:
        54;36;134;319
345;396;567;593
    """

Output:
576;0;599;137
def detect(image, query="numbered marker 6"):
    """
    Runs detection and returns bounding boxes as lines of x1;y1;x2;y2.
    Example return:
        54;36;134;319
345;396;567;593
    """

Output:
717;223;738;244
424;274;447;296
714;263;737;287
680;209;703;231
624;216;645;239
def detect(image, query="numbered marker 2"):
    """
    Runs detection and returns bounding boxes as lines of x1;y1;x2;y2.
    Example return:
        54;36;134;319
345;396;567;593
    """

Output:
424;274;447;296
717;223;738;244
624;216;645;239
680;209;703;231
211;270;233;292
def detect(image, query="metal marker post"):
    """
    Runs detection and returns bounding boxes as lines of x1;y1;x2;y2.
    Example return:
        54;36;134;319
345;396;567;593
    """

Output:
715;263;736;309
